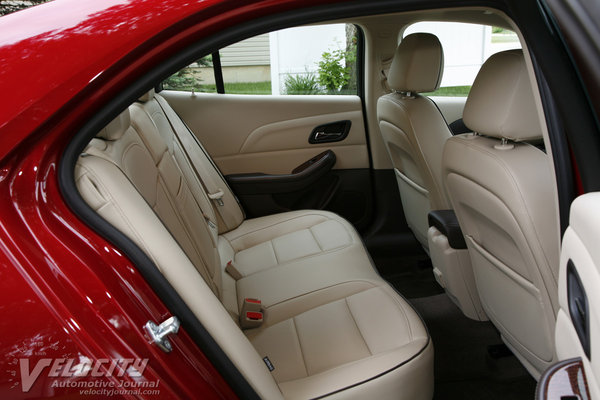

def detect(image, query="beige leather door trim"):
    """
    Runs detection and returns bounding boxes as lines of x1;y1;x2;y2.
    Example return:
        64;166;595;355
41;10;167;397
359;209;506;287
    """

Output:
555;192;600;399
429;96;467;123
162;91;369;175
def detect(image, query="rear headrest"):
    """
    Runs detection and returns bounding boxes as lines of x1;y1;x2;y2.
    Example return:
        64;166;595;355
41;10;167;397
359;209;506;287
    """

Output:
387;33;444;93
97;109;130;141
139;88;155;103
463;49;542;141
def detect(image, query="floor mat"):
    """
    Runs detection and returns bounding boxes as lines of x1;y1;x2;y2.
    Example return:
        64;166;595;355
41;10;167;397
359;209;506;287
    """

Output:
409;294;537;400
375;255;445;298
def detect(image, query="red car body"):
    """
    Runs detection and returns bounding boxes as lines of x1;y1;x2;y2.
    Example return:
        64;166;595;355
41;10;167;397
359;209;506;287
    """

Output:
0;0;346;398
2;0;599;399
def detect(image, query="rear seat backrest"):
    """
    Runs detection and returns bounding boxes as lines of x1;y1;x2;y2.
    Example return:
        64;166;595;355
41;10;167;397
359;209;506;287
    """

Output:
138;89;245;234
75;90;434;400
80;106;223;298
75;108;285;399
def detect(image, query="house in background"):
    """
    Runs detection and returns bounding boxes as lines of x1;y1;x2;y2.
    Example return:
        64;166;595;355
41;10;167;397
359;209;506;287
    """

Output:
197;34;272;86
186;22;521;95
269;24;348;95
197;25;347;95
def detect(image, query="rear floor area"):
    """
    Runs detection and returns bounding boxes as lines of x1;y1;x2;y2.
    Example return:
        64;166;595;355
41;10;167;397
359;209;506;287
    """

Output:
410;293;537;400
377;258;537;400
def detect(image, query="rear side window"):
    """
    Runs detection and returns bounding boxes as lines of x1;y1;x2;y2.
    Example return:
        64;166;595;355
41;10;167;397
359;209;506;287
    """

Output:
163;23;360;96
162;55;215;92
403;22;521;96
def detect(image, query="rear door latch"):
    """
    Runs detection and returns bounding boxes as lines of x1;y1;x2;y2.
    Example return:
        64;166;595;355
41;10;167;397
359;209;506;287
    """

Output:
144;316;180;353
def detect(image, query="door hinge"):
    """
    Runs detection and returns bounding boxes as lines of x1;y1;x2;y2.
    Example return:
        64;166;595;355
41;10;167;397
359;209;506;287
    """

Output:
144;316;180;353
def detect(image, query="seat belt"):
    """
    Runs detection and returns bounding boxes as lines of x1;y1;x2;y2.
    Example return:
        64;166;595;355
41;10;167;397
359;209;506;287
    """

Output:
154;95;243;229
80;148;221;297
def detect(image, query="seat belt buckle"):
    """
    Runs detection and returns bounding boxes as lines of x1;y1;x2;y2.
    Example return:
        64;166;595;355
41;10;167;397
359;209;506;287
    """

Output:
208;189;225;206
225;260;243;280
240;298;263;329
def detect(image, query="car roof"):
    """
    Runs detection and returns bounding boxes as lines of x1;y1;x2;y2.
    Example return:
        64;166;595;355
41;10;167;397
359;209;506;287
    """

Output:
0;0;218;160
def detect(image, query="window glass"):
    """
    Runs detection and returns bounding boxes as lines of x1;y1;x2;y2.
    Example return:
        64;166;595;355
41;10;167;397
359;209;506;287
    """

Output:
163;24;359;95
162;56;216;92
403;22;521;96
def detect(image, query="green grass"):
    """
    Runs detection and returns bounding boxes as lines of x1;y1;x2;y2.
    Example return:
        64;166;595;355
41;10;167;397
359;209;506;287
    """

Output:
424;85;471;97
491;34;520;43
167;80;465;97
199;81;272;94
164;81;272;94
164;81;361;95
224;81;272;94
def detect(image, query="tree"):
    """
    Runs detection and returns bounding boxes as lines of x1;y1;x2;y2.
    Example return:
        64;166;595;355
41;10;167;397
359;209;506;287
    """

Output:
345;24;358;93
0;1;51;16
162;55;213;92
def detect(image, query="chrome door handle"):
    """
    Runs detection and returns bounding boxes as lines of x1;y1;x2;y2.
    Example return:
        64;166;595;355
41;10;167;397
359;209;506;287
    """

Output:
309;120;351;144
314;131;343;141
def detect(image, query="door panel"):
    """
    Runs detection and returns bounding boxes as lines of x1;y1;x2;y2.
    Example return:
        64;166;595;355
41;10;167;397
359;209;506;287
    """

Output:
429;96;467;125
549;192;600;398
162;91;369;175
161;90;373;230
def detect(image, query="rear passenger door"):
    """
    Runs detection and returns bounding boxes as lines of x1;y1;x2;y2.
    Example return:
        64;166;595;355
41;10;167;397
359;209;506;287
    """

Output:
537;193;600;398
161;23;373;231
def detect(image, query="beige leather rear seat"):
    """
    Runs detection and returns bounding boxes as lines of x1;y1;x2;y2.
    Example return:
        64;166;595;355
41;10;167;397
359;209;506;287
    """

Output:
75;90;433;399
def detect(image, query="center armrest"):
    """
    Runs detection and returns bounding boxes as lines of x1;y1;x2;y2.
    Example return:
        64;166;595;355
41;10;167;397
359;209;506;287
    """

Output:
428;210;467;249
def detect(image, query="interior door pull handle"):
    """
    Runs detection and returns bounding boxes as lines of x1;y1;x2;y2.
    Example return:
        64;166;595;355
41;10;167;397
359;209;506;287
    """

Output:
567;260;590;358
314;131;342;141
309;120;351;144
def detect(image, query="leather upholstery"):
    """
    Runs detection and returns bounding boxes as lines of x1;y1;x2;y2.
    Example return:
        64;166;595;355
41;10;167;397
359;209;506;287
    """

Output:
377;33;452;248
427;226;487;321
138;87;155;102
97;108;130;140
75;93;433;399
138;90;245;233
463;49;541;142
377;33;484;321
442;50;559;377
387;33;444;93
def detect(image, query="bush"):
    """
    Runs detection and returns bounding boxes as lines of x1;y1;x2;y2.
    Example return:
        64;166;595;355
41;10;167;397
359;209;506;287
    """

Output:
317;38;357;94
317;50;351;93
284;73;322;95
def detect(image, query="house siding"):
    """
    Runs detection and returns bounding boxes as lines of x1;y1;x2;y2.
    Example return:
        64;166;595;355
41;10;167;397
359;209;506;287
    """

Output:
220;34;270;66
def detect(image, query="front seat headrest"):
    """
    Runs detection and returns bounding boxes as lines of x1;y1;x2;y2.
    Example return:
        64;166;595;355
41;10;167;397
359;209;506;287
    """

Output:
463;49;542;142
387;33;444;93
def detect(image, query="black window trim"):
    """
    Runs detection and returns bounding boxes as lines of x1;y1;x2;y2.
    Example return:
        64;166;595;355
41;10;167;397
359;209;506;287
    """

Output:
211;51;225;94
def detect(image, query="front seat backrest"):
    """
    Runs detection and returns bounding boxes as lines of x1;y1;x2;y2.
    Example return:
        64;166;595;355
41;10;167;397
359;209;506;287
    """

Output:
442;49;560;378
377;33;452;249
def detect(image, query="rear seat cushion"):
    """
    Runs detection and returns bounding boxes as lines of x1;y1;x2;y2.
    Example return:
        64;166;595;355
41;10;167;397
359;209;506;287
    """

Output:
219;210;358;276
217;209;387;311
246;283;432;399
75;101;434;399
